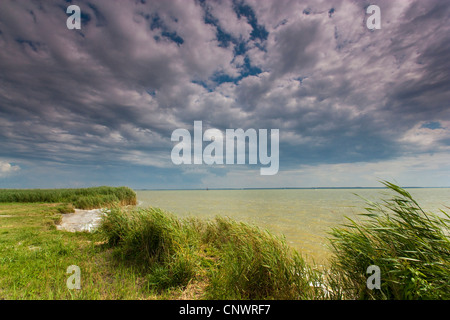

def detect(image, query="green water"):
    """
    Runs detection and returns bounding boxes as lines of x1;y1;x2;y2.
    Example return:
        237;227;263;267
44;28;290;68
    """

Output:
136;188;450;265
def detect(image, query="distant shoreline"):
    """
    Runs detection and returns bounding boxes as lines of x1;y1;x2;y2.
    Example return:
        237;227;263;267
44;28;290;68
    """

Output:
135;186;450;191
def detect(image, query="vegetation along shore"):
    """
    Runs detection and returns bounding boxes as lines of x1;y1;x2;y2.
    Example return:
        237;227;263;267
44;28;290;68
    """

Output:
0;182;448;299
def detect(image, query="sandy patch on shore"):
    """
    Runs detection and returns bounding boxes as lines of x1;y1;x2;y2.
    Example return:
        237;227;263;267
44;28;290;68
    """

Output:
56;209;106;232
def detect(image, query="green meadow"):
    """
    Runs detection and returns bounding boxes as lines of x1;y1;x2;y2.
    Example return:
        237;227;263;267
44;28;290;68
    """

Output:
0;183;449;299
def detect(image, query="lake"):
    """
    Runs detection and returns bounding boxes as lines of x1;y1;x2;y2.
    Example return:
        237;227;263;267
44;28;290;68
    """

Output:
135;188;450;265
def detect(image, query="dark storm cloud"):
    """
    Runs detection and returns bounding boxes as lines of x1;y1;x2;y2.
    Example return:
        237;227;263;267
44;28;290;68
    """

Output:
0;0;449;187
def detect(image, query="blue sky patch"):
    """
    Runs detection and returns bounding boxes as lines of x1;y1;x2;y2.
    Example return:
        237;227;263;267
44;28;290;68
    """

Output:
421;121;442;130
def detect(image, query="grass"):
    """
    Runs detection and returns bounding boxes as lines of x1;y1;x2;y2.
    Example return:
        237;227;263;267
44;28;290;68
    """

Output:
98;208;324;299
0;182;448;299
328;181;450;299
0;203;150;299
0;186;137;209
201;217;323;299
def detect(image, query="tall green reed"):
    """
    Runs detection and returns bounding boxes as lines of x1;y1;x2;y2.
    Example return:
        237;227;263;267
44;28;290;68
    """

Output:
328;181;450;299
0;186;137;209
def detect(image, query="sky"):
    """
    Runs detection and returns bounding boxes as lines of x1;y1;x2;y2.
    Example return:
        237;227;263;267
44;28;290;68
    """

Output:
0;0;449;189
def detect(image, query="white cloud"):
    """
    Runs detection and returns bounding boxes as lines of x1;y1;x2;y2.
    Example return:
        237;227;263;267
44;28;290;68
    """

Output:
0;161;20;177
208;0;253;41
198;151;450;188
400;121;450;152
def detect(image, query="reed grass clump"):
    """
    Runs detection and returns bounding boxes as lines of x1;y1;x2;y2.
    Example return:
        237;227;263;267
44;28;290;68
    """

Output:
99;208;200;291
203;217;321;299
0;186;137;209
328;182;450;299
98;208;322;298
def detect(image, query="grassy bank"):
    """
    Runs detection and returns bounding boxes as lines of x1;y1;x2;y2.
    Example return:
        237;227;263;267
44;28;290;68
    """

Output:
0;182;448;299
0;202;151;299
0;186;137;209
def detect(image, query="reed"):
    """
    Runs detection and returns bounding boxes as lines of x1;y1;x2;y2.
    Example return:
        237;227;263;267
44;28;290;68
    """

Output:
98;208;323;299
328;181;450;299
0;186;137;209
99;208;200;291
203;216;322;299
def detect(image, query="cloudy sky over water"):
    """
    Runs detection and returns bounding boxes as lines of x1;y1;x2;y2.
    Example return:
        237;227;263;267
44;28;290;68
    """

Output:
0;0;449;189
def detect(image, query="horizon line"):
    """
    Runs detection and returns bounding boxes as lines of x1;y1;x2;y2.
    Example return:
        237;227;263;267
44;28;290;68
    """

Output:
134;186;450;191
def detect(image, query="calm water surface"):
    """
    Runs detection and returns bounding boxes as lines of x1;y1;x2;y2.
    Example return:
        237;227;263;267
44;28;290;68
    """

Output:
135;188;450;265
